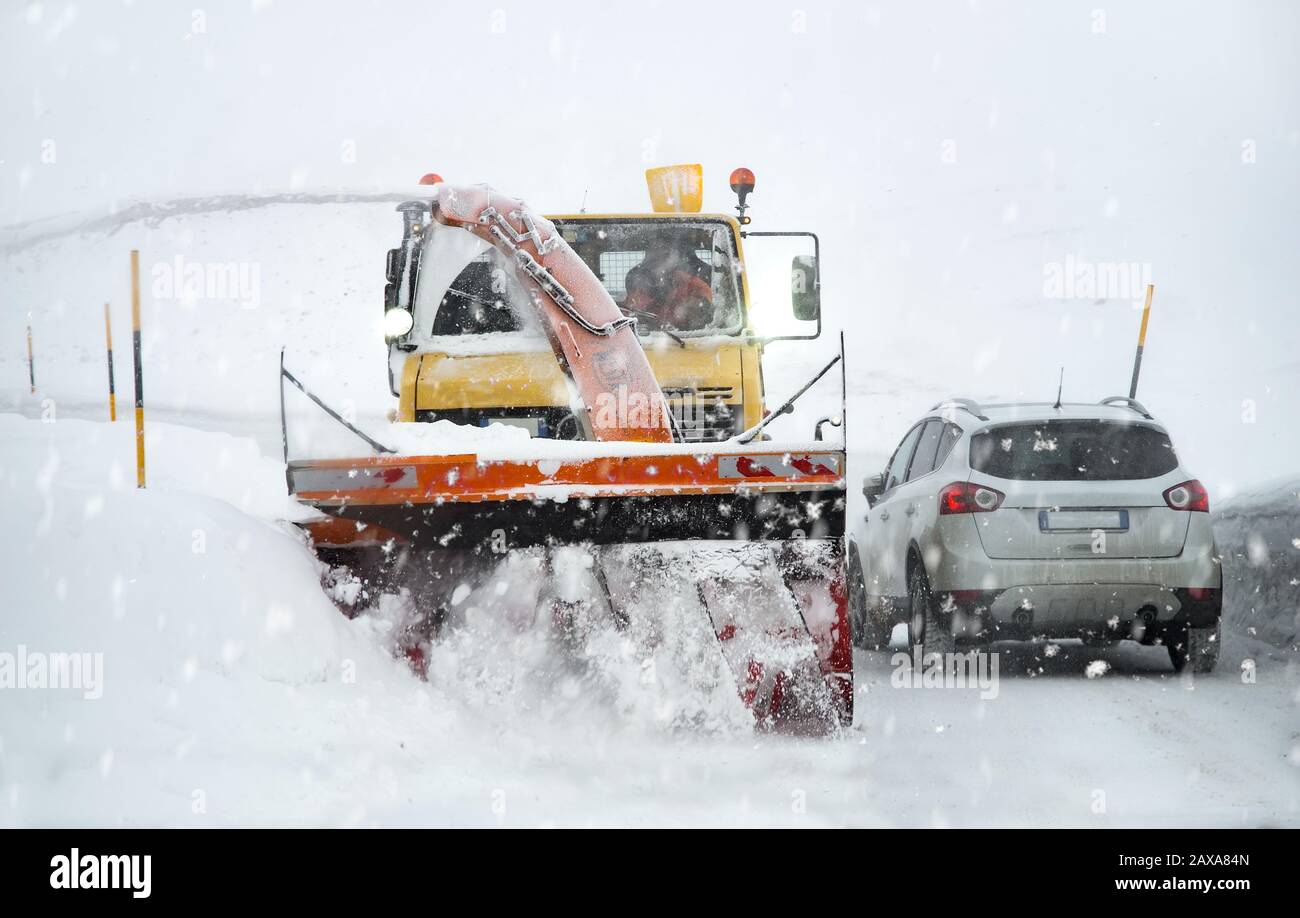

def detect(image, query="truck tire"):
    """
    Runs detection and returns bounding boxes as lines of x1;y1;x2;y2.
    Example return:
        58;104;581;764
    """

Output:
1167;617;1221;674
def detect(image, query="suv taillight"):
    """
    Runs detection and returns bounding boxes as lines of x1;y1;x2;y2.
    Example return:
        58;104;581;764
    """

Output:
939;481;1005;514
1163;479;1209;512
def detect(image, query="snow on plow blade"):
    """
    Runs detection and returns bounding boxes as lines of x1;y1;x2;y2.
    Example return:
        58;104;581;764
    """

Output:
292;446;852;730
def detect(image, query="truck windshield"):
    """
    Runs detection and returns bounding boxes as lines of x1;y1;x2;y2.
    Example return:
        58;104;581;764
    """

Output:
424;248;537;337
555;218;744;337
969;420;1179;481
416;218;744;338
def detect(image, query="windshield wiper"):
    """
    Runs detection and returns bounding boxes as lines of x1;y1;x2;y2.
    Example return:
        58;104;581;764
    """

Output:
735;352;843;444
446;286;502;311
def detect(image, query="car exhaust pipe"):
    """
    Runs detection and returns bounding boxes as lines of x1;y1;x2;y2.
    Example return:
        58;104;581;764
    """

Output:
1130;606;1159;644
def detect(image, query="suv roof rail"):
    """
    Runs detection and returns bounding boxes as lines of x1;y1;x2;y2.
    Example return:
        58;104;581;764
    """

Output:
930;398;988;421
1099;396;1153;419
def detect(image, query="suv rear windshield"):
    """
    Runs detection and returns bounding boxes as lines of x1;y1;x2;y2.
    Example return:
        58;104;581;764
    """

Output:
969;420;1178;481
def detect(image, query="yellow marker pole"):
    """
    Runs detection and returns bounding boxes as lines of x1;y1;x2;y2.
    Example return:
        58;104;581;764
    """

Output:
1128;284;1154;400
25;317;35;394
104;303;117;421
131;251;146;487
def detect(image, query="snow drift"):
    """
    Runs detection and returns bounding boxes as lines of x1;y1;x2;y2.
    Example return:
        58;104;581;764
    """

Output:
1214;480;1300;650
0;416;780;826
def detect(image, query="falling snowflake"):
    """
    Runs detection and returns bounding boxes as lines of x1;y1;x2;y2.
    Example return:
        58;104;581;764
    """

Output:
1084;660;1110;679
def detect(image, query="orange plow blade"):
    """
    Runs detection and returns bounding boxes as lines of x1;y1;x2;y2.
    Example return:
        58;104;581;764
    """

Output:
289;445;844;550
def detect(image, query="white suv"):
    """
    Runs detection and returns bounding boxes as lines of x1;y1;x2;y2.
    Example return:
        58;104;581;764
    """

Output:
847;397;1222;673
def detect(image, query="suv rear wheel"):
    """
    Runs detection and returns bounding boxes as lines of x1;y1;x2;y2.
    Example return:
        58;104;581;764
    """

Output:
907;563;953;665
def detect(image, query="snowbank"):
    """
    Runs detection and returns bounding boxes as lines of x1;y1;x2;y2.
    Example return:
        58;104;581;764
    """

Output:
0;414;429;824
0;415;828;826
0;413;310;521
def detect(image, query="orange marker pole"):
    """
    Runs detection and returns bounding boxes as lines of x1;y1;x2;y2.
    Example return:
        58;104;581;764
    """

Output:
1128;284;1155;399
131;251;146;487
104;303;117;421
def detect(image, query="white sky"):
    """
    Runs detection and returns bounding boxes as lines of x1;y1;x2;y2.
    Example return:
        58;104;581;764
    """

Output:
3;0;1298;491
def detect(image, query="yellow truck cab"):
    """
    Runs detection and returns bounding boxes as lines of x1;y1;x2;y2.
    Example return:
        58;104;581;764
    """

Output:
384;165;821;441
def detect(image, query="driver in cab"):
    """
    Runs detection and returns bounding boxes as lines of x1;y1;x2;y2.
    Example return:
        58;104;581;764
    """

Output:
622;236;713;331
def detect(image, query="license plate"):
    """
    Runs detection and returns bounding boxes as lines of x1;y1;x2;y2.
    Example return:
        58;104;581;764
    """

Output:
1038;509;1129;532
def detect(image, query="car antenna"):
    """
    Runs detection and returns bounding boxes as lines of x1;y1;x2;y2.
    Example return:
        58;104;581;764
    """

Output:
1053;367;1064;410
579;189;588;214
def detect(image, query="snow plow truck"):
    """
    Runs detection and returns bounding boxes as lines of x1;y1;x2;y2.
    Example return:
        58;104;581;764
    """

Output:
282;165;852;730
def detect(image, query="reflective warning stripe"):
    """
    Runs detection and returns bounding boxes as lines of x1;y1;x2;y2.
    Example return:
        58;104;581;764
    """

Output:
290;449;846;505
291;465;417;492
718;453;841;479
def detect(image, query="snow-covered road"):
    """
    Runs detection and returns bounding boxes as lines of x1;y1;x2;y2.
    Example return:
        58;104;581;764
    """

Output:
853;635;1298;827
1;415;1295;827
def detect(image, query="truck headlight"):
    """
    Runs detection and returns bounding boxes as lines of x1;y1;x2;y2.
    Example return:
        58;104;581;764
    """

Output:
383;308;414;338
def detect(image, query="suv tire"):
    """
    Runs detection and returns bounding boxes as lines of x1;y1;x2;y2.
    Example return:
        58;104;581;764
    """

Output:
907;563;954;666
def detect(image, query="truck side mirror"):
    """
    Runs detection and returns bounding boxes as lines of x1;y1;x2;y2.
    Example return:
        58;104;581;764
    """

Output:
862;472;885;507
791;255;819;321
384;248;401;311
